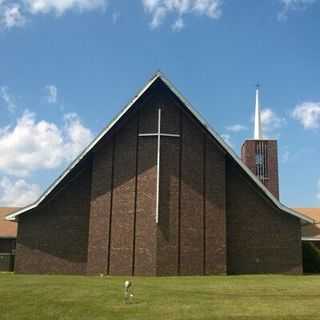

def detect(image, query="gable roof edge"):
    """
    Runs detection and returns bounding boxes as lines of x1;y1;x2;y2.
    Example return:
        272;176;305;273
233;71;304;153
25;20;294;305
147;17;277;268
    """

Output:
6;72;314;224
158;75;313;225
6;72;161;221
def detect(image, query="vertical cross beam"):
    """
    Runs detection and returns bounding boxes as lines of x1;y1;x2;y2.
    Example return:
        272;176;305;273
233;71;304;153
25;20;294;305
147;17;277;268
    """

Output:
139;108;180;223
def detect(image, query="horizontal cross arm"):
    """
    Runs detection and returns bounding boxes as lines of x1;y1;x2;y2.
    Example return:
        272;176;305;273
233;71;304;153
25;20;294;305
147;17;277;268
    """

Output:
139;133;158;137
160;133;180;138
139;133;180;137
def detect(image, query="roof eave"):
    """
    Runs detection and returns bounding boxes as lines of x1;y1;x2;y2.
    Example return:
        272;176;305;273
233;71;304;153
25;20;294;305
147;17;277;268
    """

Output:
302;237;320;241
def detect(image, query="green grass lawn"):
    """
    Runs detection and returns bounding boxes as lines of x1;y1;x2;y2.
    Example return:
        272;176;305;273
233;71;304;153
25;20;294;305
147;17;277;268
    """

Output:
1;273;320;320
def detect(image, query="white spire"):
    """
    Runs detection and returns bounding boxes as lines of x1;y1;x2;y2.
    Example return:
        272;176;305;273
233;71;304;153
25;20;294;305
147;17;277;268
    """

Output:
254;84;263;140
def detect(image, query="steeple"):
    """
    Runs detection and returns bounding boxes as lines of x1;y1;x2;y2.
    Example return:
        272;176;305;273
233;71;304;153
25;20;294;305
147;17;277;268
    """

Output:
241;84;279;199
254;84;262;140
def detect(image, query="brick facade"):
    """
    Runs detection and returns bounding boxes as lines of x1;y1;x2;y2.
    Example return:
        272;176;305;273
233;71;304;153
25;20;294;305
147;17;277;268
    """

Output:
241;140;279;199
226;158;302;274
15;160;92;274
14;77;302;275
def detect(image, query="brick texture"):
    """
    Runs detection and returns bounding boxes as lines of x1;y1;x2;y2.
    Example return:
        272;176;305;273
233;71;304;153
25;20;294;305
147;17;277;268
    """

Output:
157;101;180;276
15;161;92;274
134;105;158;276
179;113;205;275
226;158;302;274
241;140;279;199
205;139;227;274
14;78;302;275
87;139;114;275
108;116;138;275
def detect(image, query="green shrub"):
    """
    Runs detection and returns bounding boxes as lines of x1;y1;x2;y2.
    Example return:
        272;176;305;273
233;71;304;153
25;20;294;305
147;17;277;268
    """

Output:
303;241;320;273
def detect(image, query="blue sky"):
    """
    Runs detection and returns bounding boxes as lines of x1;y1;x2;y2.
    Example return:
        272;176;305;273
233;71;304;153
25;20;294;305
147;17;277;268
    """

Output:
0;0;320;208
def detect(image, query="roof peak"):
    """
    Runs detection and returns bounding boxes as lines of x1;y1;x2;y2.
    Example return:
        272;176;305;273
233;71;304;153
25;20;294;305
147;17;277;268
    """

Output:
6;74;313;225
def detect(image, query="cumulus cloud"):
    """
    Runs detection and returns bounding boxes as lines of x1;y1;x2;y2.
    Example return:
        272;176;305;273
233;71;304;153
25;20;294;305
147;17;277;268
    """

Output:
225;124;247;133
0;0;106;30
0;86;16;112
292;102;320;129
278;0;317;19
142;0;222;29
261;108;286;137
280;0;316;9
0;110;93;177
0;2;26;29
46;84;57;104
62;112;94;161
0;176;41;206
25;0;106;15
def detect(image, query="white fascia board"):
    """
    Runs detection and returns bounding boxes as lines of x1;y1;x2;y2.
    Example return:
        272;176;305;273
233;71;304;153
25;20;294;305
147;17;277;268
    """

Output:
6;72;314;225
302;237;320;241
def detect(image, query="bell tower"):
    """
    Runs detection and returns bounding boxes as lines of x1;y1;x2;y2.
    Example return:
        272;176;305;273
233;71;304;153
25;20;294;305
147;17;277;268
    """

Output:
241;85;279;199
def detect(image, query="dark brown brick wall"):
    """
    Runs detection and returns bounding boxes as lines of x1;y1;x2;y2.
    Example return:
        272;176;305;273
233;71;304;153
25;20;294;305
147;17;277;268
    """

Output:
15;161;92;274
205;139;227;274
241;140;279;199
134;106;158;276
108;116;138;275
87;104;159;276
14;78;303;276
226;157;302;274
179;113;205;275
87;139;114;275
157;102;180;276
86;86;228;276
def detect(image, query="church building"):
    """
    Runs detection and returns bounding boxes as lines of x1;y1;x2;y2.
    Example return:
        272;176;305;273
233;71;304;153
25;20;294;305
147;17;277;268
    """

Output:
6;73;313;275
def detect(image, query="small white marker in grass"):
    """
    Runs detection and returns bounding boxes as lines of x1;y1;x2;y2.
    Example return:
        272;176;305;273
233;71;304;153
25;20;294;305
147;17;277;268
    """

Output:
124;280;134;303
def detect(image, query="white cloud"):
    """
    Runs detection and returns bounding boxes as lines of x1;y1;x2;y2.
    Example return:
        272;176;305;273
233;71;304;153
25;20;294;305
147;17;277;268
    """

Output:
0;0;106;30
62;112;93;161
0;176;41;206
0;110;93;177
278;0;316;19
142;0;222;29
221;133;233;148
292;102;320;129
0;86;16;112
280;0;316;9
25;0;106;15
225;124;247;132
0;2;26;29
261;108;286;136
46;84;57;104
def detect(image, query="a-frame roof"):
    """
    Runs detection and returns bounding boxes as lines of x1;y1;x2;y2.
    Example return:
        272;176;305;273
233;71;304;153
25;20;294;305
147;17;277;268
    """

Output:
6;72;314;224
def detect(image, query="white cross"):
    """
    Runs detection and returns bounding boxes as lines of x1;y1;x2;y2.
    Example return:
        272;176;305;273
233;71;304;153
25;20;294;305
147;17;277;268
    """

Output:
139;108;180;223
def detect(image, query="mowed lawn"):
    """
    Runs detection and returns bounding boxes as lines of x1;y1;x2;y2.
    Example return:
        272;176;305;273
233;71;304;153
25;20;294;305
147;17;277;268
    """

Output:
1;274;320;320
